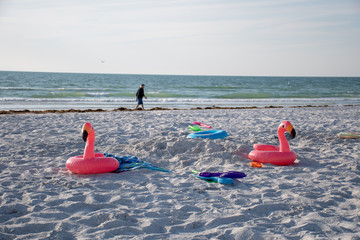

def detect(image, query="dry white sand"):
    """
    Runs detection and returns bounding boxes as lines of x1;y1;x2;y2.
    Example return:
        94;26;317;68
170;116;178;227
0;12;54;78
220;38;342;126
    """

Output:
0;106;359;240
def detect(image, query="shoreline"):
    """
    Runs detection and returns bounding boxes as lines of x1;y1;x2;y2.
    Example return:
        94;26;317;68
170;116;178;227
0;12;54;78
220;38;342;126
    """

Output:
1;104;359;115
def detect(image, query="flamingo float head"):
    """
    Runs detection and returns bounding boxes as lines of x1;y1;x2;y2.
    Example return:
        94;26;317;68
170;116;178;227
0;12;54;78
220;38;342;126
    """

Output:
81;122;96;160
82;122;94;142
279;121;296;139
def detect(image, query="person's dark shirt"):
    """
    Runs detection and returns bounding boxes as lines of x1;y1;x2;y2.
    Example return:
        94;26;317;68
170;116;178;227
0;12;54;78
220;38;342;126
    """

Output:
136;88;145;98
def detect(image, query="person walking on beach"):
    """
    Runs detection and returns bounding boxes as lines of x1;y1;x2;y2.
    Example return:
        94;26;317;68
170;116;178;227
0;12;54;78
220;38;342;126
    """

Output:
135;84;147;110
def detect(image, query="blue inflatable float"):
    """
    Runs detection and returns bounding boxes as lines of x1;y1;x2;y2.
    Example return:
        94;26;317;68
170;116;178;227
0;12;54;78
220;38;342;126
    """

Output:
187;130;228;139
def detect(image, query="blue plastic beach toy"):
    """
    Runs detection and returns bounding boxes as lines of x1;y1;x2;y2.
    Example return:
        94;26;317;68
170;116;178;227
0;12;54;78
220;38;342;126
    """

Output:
192;170;234;184
187;130;228;139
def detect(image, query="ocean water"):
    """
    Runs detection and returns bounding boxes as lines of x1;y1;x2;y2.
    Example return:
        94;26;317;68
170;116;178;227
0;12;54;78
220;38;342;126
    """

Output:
0;71;359;111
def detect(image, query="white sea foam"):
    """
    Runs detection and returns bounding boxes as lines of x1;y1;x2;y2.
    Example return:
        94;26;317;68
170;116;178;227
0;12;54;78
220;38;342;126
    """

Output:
0;97;359;111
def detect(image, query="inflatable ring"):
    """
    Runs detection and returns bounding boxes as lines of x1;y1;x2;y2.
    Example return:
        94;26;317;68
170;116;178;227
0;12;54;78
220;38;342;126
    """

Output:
66;123;120;174
248;121;297;166
187;130;228;139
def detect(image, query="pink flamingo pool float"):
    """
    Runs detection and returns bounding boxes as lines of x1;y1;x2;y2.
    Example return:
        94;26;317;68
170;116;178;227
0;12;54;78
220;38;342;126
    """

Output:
248;121;297;166
66;122;119;174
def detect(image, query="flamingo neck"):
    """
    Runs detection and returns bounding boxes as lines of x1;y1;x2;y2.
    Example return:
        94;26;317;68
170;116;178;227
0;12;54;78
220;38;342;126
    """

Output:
83;133;95;159
278;129;290;152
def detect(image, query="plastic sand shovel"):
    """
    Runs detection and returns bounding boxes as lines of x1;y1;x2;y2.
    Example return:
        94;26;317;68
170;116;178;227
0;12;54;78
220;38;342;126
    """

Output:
337;132;360;139
199;171;246;178
250;162;263;168
193;121;212;129
188;125;203;131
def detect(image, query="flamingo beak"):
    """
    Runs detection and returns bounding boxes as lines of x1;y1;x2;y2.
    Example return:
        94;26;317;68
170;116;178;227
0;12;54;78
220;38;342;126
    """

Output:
286;124;296;139
82;129;88;142
81;123;93;142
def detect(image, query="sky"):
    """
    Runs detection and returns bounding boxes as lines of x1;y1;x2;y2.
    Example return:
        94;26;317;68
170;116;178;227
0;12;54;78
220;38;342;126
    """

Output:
0;0;359;76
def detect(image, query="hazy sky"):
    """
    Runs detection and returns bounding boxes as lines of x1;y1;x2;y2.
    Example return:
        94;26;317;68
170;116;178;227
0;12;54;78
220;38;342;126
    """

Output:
1;0;359;76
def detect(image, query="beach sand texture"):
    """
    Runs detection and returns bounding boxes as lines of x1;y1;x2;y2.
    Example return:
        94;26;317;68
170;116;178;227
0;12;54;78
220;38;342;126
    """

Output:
0;106;359;239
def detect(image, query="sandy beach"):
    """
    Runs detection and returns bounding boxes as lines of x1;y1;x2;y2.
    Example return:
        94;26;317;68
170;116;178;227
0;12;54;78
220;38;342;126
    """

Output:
0;106;359;239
